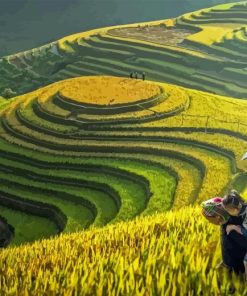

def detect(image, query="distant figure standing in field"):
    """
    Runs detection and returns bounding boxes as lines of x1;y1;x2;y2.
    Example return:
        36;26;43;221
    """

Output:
129;72;144;80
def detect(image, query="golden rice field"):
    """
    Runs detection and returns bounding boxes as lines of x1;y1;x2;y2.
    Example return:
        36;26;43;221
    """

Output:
0;206;246;295
0;73;246;295
1;1;247;292
52;76;161;105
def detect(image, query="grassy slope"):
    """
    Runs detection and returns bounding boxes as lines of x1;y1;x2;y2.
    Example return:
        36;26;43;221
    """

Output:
0;0;237;57
0;206;246;294
1;1;247;99
0;75;247;246
0;2;247;293
0;72;245;293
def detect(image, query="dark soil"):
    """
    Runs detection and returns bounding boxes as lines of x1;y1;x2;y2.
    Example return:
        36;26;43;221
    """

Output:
108;25;193;46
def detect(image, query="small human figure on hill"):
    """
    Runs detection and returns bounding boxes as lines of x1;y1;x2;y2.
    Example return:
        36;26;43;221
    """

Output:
222;189;247;281
109;99;115;105
130;72;134;79
142;72;146;81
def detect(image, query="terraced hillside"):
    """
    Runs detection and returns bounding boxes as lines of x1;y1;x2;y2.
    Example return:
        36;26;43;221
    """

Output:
0;75;247;248
1;1;247;99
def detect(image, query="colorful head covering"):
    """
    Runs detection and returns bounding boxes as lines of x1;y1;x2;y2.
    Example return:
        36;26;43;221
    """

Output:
201;197;230;223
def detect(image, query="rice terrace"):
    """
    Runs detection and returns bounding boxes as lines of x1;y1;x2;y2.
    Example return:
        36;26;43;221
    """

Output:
1;0;247;295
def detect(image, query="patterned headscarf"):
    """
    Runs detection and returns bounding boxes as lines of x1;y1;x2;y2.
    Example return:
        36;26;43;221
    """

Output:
201;197;230;223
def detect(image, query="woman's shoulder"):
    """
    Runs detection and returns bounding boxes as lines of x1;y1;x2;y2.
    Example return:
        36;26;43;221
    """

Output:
242;203;247;214
239;202;247;212
228;215;244;225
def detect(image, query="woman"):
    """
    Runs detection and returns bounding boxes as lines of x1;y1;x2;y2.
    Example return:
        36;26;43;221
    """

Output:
201;196;247;274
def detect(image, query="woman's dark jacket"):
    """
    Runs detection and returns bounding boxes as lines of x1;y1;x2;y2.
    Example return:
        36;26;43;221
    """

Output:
221;209;247;273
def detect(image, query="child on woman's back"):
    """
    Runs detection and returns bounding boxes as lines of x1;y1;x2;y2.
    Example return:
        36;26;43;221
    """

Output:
222;190;247;281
